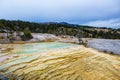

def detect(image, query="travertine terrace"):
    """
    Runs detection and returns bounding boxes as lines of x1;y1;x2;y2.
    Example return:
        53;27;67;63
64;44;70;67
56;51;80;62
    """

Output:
0;42;120;80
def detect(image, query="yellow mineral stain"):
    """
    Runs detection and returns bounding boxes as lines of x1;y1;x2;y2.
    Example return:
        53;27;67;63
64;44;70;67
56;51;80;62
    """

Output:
0;44;120;80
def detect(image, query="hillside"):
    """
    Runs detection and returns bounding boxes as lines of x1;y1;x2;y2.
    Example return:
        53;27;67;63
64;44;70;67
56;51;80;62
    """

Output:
0;19;120;39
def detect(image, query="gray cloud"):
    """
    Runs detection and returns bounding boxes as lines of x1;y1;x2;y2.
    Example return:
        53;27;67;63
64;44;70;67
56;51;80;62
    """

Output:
85;18;120;28
0;0;120;28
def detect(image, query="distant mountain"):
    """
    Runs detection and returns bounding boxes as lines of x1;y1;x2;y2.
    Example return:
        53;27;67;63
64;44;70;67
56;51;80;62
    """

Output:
37;21;120;29
59;22;69;25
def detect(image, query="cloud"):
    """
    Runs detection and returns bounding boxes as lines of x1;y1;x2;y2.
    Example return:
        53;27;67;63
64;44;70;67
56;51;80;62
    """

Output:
0;0;120;26
85;18;120;28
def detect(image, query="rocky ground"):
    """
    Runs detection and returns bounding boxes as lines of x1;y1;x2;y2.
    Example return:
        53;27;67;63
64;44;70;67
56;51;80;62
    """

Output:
0;43;120;80
0;33;78;44
0;33;120;80
0;33;120;55
87;39;120;55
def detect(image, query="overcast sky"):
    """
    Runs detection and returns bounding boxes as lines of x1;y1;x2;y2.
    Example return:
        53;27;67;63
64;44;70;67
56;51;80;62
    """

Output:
0;0;120;28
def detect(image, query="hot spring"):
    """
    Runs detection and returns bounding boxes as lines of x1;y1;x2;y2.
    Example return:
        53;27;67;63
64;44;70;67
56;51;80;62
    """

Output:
8;42;77;54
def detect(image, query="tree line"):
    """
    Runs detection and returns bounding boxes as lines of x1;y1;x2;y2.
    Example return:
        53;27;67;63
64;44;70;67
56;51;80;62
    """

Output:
0;19;120;39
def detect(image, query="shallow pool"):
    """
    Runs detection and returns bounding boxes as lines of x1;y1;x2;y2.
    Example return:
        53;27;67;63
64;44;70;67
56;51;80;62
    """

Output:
13;42;77;54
